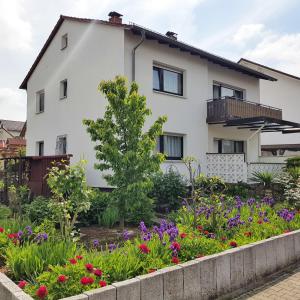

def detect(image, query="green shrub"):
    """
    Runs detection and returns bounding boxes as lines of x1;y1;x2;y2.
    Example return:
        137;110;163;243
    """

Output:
150;169;188;212
226;182;250;199
0;205;11;219
286;156;300;169
6;240;78;281
195;174;227;196
100;206;119;228
251;171;274;188
24;196;52;225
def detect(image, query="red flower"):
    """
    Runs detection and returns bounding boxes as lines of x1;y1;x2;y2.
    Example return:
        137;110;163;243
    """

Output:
94;269;102;277
18;280;27;289
257;219;263;224
221;236;227;242
229;241;238;248
148;268;157;273
7;233;17;239
99;280;107;287
171;256;180;264
69;258;77;265
36;286;48;299
85;263;94;272
76;255;83;260
57;275;67;283
0;227;4;233
244;231;252;237
197;225;203;232
139;244;150;254
81;276;94;285
171;241;181;251
203;230;209;235
180;233;187;239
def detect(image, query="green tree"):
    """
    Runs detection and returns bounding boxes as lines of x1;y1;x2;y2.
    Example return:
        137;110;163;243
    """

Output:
83;76;167;228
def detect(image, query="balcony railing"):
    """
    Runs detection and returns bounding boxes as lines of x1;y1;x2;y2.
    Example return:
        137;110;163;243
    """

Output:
206;97;282;124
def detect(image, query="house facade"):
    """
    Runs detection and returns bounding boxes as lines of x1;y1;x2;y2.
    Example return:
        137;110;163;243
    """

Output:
20;12;299;186
239;58;300;157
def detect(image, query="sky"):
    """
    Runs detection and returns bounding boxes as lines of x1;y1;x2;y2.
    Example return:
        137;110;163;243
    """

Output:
1;0;300;121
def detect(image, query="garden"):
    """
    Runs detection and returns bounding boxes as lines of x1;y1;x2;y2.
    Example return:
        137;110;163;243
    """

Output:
0;77;300;300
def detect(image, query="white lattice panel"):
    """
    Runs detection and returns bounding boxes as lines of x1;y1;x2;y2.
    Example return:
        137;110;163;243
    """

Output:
206;153;247;183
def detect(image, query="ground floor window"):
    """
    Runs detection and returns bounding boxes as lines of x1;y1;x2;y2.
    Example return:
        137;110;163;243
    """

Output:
217;139;244;154
157;134;183;160
56;135;67;155
36;141;44;156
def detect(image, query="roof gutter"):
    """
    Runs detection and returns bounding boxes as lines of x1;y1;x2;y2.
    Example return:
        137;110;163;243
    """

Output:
132;30;146;81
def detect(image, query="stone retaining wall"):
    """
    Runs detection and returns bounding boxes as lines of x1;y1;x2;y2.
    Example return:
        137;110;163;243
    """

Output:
1;230;300;300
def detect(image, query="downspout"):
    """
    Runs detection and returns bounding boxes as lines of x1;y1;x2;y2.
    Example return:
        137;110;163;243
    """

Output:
132;30;146;82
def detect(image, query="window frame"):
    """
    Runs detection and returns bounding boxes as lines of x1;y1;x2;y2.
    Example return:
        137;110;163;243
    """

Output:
217;139;244;154
55;135;67;155
213;82;245;100
158;134;184;160
153;66;183;96
36;90;45;114
60;79;68;99
61;34;68;50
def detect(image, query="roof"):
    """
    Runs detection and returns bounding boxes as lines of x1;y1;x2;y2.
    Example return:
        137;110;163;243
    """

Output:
19;15;277;90
0;120;25;132
238;58;300;82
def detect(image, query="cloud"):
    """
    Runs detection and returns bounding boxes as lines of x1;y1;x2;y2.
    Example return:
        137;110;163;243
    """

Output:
232;24;265;45
243;32;300;76
0;0;32;51
0;88;26;121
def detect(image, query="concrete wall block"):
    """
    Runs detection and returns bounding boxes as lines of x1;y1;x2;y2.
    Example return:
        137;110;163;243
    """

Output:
12;291;34;300
242;245;256;287
274;236;287;270
113;278;140;300
198;256;217;300
159;265;184;300
254;241;267;279
283;233;296;264
59;294;88;300
136;271;163;300
216;253;231;296
265;238;277;274
294;231;300;259
84;285;116;300
230;250;244;291
180;259;201;300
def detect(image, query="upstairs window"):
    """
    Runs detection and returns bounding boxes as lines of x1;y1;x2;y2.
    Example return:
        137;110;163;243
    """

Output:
56;135;67;155
213;83;244;100
36;90;45;113
153;66;183;96
61;34;68;50
217;139;244;154
157;134;183;160
36;141;44;156
60;79;68;99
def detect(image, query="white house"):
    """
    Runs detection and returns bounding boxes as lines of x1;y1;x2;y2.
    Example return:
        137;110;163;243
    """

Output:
20;12;300;186
239;58;300;157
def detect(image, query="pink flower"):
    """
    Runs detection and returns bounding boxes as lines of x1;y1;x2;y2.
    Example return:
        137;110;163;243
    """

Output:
229;241;238;248
18;280;27;289
171;241;181;251
76;255;83;260
69;258;77;265
81;276;94;285
0;227;4;233
99;280;107;287
171;256;180;264
180;233;187;239
94;269;102;277
85;263;94;272
139;244;150;254
36;286;48;299
57;275;67;283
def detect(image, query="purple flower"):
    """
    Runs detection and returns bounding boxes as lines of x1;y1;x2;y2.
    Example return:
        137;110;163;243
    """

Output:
139;221;148;234
123;230;130;241
248;217;253;222
17;230;23;239
263;217;269;223
25;226;32;236
93;239;100;247
108;243;117;252
247;198;255;206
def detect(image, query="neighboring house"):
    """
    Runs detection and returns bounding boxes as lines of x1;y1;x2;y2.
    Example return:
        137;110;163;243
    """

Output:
0;119;25;140
19;12;300;186
239;58;300;157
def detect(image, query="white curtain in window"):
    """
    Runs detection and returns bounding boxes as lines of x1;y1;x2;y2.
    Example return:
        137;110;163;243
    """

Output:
163;70;179;94
164;135;182;157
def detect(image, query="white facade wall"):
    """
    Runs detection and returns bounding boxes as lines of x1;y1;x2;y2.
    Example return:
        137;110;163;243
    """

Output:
239;60;300;153
25;20;262;186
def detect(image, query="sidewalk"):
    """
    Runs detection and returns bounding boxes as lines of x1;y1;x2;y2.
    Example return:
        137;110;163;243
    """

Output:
236;266;300;300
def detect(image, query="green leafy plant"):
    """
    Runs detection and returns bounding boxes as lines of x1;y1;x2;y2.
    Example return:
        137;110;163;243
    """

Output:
47;160;92;239
150;168;188;212
83;76;167;228
100;206;119;228
251;171;274;188
0;205;11;220
24;196;52;225
286;156;300;169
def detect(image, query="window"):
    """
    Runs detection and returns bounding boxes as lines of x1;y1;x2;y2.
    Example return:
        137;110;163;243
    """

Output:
157;134;183;160
213;83;244;100
60;79;68;99
153;66;183;96
56;135;67;155
217;139;244;154
36;90;45;113
61;34;68;50
36;141;44;156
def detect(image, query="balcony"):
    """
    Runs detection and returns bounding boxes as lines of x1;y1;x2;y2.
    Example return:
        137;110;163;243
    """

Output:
206;97;282;124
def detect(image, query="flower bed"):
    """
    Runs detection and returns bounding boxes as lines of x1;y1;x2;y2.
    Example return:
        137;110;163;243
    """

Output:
1;197;300;299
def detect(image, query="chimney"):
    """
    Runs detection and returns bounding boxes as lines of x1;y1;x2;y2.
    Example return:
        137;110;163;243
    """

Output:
108;11;123;24
166;31;178;40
